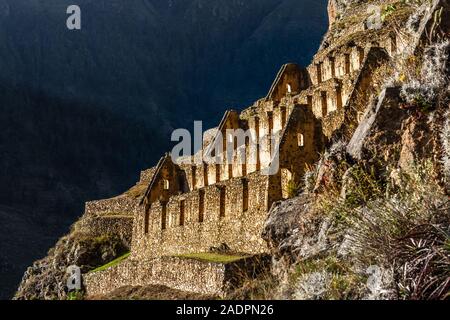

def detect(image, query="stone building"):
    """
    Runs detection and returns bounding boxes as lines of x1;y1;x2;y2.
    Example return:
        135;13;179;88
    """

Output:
82;0;440;296
129;29;409;260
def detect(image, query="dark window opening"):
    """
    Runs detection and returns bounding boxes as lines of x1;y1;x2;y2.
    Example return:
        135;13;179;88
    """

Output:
268;112;274;156
192;166;197;190
215;164;221;183
179;200;185;226
219;188;226;218
336;86;343;110
242;137;249;176
330;57;336;78
316;63;322;83
144;209;150;234
161;202;167;230
243;180;249;212
345;54;351;74
255;118;261;171
321;91;328;117
199;190;205;223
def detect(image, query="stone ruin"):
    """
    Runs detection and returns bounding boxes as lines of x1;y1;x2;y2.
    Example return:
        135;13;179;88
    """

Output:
82;0;449;297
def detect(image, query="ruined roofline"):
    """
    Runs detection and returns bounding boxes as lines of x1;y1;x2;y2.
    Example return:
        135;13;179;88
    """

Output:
264;63;309;102
205;109;241;157
265;63;290;101
208;110;233;152
140;153;171;206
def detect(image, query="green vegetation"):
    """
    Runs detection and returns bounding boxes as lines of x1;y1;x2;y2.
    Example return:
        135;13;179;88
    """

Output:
310;159;450;300
90;252;130;273
177;253;249;264
381;4;397;22
292;255;366;300
287;177;302;199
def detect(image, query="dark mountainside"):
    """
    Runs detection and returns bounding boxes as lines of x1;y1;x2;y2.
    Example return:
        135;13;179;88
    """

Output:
0;0;328;298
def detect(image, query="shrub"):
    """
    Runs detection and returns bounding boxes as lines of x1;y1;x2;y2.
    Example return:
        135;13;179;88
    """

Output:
400;40;449;112
344;161;450;300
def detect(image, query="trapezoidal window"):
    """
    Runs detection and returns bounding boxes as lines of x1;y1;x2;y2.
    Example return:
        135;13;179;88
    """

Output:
191;166;197;190
163;179;170;190
198;190;205;223
179;200;185;226
316;63;322;83
203;163;209;186
254;117;261;171
358;47;365;65
144;209;150;234
336;86;343;110
219;187;226;218
321;91;328;117
242;136;249;176
216;164;221;183
242;180;249;212
287;83;292;94
161;202;167;230
329;57;336;78
268;112;274;156
298;133;305;147
344;54;351;74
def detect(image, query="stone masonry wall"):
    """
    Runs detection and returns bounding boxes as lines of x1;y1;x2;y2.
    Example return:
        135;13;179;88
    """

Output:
84;195;139;217
139;167;157;184
76;215;134;246
83;255;271;298
84;257;227;297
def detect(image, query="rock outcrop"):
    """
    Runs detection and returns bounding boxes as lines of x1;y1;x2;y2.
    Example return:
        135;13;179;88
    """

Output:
15;232;128;300
263;0;450;300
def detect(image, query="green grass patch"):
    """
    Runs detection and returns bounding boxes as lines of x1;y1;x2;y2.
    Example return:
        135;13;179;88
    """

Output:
90;252;130;273
67;290;84;300
177;253;249;264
